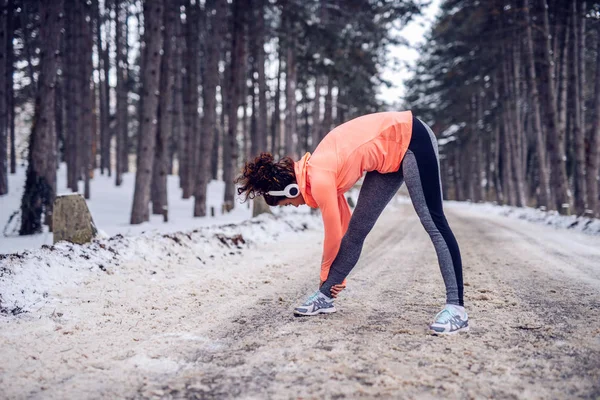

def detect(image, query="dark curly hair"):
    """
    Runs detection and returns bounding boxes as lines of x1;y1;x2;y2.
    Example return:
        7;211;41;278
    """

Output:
236;152;297;206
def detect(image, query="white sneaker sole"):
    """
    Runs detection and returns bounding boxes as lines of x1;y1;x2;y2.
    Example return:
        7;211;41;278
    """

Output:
430;325;470;336
293;306;337;316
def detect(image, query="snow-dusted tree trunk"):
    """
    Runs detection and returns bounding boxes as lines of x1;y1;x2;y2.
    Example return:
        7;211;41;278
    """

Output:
130;0;164;224
194;0;226;217
19;0;63;235
151;0;176;221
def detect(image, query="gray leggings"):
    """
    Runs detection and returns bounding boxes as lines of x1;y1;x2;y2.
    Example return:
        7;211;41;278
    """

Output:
319;117;464;306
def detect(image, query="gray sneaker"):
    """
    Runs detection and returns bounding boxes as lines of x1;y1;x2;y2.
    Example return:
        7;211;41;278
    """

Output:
430;304;469;335
294;290;336;316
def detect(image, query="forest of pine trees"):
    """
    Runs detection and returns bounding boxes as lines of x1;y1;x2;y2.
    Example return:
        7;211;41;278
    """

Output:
406;0;600;217
1;0;600;237
0;0;420;234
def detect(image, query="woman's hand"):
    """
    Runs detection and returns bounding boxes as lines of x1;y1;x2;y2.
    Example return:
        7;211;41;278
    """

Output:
330;284;345;298
319;280;346;298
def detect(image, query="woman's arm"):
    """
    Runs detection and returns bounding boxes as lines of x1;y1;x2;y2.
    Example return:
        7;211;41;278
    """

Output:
310;170;348;283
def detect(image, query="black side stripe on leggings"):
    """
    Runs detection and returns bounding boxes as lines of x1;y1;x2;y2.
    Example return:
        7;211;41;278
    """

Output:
409;117;464;305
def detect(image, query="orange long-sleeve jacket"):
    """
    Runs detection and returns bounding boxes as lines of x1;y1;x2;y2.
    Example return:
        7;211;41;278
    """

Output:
294;111;414;282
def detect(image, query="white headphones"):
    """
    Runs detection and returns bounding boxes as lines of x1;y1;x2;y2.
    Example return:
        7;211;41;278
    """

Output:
267;183;300;198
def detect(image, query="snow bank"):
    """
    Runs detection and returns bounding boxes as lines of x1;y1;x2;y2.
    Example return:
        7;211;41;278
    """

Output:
448;201;600;236
0;210;321;316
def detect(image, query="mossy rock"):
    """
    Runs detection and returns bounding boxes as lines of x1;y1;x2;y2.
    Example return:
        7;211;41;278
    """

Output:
53;194;98;245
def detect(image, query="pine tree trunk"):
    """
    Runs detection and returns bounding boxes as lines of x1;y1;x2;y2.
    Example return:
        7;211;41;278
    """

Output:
578;0;586;134
571;0;586;214
115;0;128;186
169;20;183;176
539;0;571;213
19;0;36;99
55;69;63;170
500;47;517;206
242;81;249;161
300;87;309;155
19;0;63;235
284;18;297;158
80;0;94;200
7;0;14;174
311;76;322;151
476;92;486;202
181;0;199;199
255;0;268;155
587;23;600;216
195;0;225;217
223;0;246;211
502;119;516;206
556;7;569;156
523;0;551;209
171;4;184;180
271;39;282;156
453;144;463;201
250;64;257;158
65;0;79;192
0;0;8;195
122;8;130;174
214;52;227;180
211;88;222;180
321;76;333;141
493;123;503;204
130;0;164;224
94;0;111;176
336;88;345;125
509;41;526;206
500;5;526;207
169;6;185;175
151;0;176;221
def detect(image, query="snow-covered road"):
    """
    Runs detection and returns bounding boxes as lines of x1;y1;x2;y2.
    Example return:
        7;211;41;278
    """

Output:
1;202;600;399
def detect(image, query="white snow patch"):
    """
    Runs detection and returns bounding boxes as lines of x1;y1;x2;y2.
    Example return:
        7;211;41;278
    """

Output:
448;201;600;236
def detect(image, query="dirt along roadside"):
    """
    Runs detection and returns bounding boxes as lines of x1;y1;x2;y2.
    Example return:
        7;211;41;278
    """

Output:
1;201;600;399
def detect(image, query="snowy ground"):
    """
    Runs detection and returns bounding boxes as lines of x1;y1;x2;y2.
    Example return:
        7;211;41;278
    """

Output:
2;166;600;398
449;200;600;236
0;164;253;254
1;186;600;398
